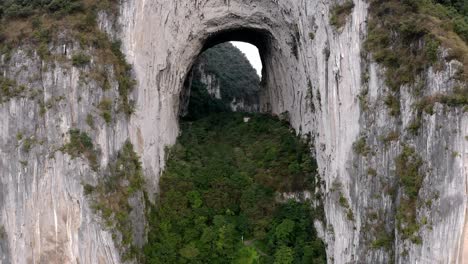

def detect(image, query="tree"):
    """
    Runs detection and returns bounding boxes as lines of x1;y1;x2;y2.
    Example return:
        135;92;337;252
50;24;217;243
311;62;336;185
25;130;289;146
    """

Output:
274;246;294;264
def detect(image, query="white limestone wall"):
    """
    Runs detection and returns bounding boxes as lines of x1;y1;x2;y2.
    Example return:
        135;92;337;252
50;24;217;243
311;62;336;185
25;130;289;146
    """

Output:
0;0;465;263
118;0;467;263
0;46;124;262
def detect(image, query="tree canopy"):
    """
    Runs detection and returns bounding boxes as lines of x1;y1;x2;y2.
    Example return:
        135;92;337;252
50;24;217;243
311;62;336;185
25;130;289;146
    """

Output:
143;113;326;264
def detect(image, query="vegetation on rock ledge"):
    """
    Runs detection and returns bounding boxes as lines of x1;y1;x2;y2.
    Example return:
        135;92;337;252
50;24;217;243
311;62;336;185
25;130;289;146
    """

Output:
85;140;145;261
0;0;136;116
365;0;468;124
395;145;424;244
366;0;467;88
0;76;26;103
330;1;355;29
62;129;99;170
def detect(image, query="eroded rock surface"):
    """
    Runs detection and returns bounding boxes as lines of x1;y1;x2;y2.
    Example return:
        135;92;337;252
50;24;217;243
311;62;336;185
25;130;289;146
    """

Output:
0;0;466;263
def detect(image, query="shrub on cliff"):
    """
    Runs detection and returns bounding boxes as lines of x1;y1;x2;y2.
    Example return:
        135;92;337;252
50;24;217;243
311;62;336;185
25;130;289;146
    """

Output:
62;129;99;170
72;52;91;66
330;0;355;29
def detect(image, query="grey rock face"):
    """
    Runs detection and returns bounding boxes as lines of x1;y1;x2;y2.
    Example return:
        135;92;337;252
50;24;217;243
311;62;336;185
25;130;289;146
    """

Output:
0;42;125;262
191;60;260;112
0;0;466;263
118;0;467;263
197;62;222;100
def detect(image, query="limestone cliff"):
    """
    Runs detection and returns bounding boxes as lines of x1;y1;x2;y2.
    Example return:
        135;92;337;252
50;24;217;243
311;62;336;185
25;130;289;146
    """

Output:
0;0;466;263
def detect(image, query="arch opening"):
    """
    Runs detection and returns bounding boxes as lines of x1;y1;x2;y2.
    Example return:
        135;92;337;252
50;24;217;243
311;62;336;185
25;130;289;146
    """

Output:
201;27;272;79
179;27;273;119
147;26;327;264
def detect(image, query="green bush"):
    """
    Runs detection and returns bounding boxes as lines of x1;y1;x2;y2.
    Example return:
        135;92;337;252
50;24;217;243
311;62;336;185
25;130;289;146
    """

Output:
87;140;144;261
371;230;394;249
83;184;94;195
72;52;91;67
22;137;35;153
415;86;468;114
330;1;355;28
62;129;99;169
3;4;34;18
46;0;83;14
396;146;423;199
0;76;26;103
86;113;95;128
367;168;377;177
395;145;424;241
339;193;350;208
110;40;137;116
98;99;112;123
353;137;371;156
384;94;401;116
407;115;423;135
184;79;230;121
0;225;5;240
380;131;400;147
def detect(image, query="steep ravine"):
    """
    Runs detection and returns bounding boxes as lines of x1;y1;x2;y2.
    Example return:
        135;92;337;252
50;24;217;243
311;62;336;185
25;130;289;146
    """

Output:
0;0;466;263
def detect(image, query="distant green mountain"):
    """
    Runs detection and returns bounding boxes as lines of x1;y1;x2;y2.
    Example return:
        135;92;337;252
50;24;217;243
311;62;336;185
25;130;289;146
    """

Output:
199;42;260;104
185;42;261;120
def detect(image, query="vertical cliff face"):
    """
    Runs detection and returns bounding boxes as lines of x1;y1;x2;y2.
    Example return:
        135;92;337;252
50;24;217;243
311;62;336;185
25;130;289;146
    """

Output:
197;62;222;100
0;0;466;263
0;7;139;262
0;42;125;262
118;0;466;263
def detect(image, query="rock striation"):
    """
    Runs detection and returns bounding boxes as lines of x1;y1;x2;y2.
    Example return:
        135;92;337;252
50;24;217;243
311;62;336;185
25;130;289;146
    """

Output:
0;0;466;263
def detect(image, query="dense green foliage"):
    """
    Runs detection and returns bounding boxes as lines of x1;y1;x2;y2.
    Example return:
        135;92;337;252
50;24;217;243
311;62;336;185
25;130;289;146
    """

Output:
144;113;326;264
420;0;468;42
184;78;230;120
198;43;260;105
0;0;84;19
185;43;260;120
371;229;394;250
71;52;91;66
434;0;468;21
85;140;145;261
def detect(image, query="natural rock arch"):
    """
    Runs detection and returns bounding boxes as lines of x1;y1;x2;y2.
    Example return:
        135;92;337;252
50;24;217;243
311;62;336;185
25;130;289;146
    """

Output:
1;0;462;263
121;1;466;263
175;20;297;118
179;27;274;115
